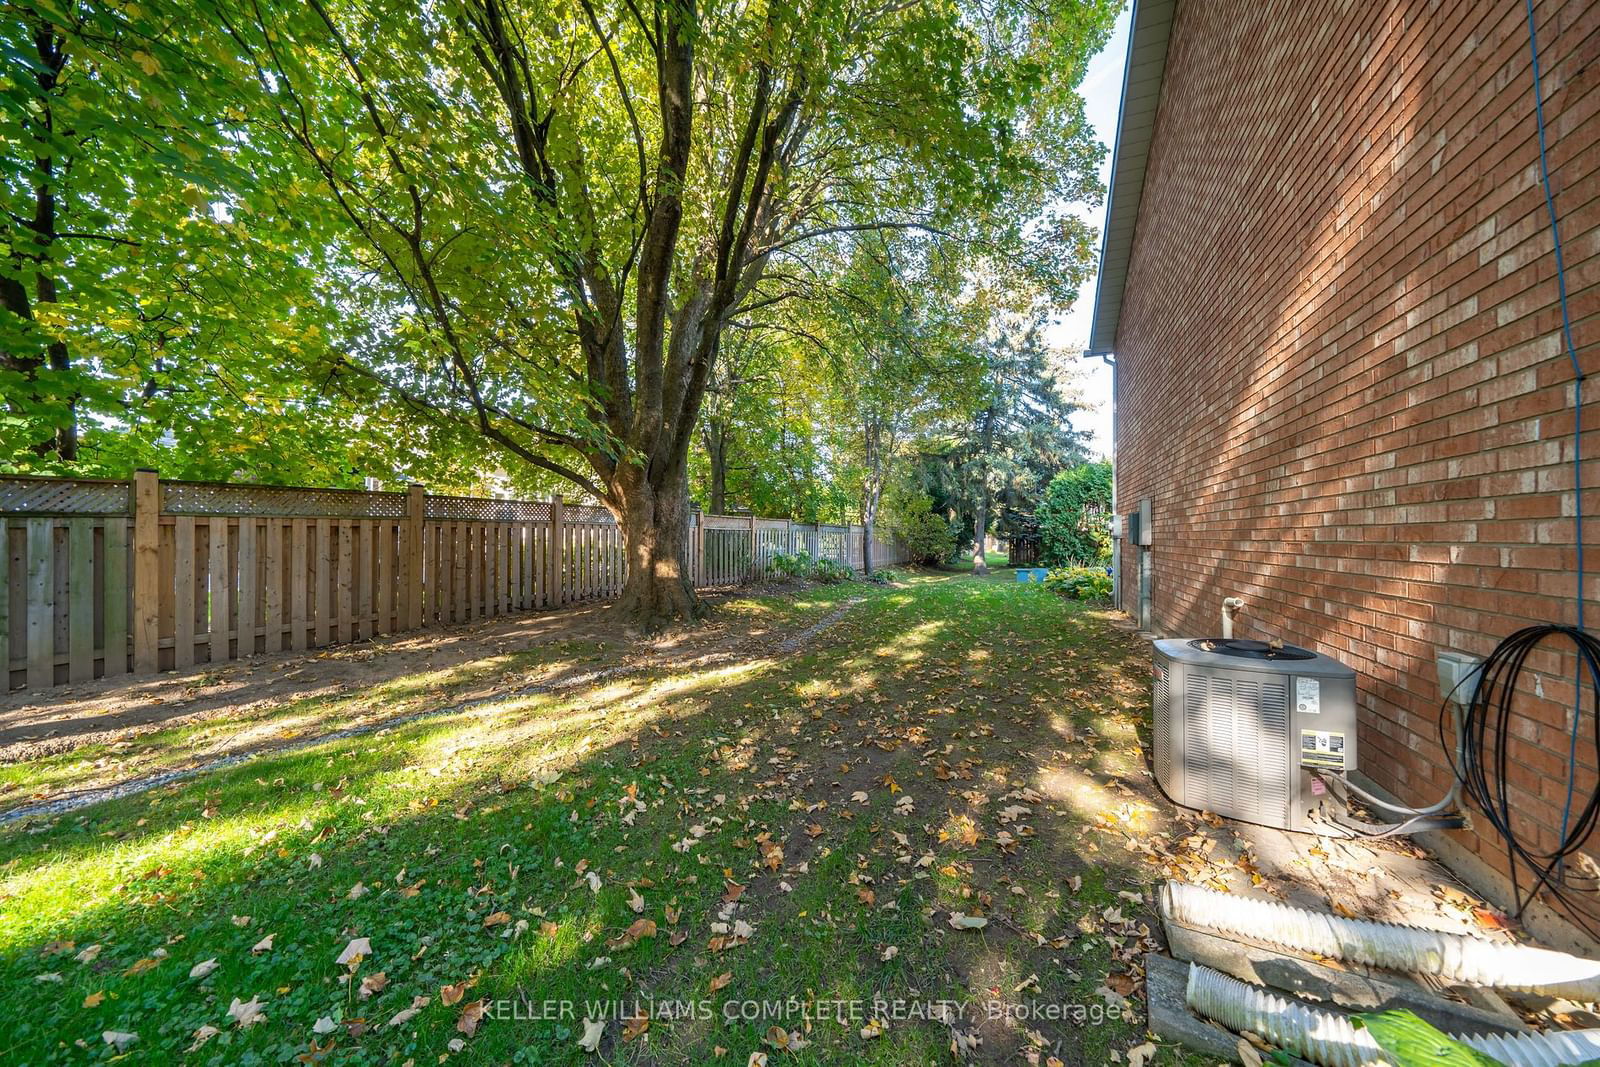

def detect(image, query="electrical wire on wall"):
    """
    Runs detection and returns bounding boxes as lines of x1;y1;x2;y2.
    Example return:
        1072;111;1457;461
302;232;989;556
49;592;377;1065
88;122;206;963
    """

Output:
1431;0;1600;940
1524;0;1591;882
1449;626;1600;940
1319;4;1599;931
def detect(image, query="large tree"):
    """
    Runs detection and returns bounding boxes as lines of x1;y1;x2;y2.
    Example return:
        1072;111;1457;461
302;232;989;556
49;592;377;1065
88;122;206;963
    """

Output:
813;234;982;571
0;3;381;483
211;0;1115;627
918;318;1090;574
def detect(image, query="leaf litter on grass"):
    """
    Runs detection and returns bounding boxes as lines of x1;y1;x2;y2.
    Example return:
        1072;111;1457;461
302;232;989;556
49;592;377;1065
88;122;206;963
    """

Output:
0;576;1211;1065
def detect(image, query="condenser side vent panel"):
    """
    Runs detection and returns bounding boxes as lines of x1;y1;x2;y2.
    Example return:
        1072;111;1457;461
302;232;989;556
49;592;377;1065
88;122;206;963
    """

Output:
1153;661;1172;788
1254;680;1291;827
1183;674;1212;809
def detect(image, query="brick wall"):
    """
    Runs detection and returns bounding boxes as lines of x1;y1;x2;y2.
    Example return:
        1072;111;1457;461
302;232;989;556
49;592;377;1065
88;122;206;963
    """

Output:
1115;0;1600;925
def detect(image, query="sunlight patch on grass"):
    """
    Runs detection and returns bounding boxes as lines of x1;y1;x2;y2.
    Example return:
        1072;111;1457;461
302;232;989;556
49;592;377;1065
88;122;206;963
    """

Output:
0;791;337;950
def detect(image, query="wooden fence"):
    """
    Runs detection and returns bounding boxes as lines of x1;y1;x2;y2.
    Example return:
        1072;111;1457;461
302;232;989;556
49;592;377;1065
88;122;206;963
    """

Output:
0;473;907;691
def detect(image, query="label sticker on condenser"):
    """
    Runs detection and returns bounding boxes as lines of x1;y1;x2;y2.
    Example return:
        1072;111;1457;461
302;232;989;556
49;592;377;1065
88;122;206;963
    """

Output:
1296;677;1321;715
1300;730;1345;769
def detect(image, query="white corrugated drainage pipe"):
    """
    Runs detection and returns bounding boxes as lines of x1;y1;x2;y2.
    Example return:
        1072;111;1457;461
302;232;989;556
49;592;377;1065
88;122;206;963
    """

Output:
1163;881;1600;1001
1187;962;1600;1067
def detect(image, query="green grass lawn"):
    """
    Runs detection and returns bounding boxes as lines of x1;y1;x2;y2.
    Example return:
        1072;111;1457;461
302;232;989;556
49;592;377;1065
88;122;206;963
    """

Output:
0;574;1195;1065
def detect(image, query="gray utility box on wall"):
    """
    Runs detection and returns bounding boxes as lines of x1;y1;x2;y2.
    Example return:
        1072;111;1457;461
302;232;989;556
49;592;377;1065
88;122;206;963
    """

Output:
1151;638;1357;833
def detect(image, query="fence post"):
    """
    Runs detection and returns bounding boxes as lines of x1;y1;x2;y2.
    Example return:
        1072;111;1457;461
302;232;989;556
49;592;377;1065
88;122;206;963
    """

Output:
550;497;565;606
748;513;757;580
407;484;425;629
132;469;160;674
695;508;704;586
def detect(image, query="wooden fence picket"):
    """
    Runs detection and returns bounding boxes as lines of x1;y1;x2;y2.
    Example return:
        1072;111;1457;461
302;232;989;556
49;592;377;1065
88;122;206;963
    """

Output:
0;473;909;691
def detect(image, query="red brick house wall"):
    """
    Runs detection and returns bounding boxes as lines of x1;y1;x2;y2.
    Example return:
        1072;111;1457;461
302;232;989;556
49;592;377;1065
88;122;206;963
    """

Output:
1114;0;1599;921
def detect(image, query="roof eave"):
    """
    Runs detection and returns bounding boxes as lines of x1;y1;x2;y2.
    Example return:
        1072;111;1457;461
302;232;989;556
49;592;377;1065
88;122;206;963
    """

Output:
1088;0;1177;353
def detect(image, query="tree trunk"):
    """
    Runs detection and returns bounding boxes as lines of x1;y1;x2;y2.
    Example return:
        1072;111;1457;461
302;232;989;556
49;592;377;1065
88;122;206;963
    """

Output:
861;498;878;575
3;22;76;461
705;421;729;515
859;415;887;575
971;492;989;575
971;405;995;576
610;465;701;632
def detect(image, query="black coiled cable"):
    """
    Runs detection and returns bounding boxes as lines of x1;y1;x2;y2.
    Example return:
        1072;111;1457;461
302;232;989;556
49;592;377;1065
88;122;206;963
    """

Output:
1447;624;1600;936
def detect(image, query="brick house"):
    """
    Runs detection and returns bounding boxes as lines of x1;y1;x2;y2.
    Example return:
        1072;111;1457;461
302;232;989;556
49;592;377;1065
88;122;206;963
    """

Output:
1093;0;1599;944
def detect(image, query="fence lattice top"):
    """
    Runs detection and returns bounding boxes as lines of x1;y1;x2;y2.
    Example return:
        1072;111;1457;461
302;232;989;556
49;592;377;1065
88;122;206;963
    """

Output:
424;496;554;523
564;503;614;525
162;481;410;518
0;476;131;515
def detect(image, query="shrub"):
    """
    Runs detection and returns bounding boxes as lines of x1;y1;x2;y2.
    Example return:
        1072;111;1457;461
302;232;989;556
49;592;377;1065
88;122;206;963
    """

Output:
811;557;853;583
885;489;955;565
768;551;813;580
768;551;852;584
1037;462;1113;567
1044;566;1112;601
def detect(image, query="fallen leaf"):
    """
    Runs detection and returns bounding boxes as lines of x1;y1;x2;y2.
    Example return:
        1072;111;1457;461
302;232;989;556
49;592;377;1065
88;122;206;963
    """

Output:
441;981;468;1007
578;1017;605;1052
227;995;267;1028
102;1030;138;1052
252;933;275;954
359;971;388;998
335;937;371;966
627;887;646;914
83;991;105;1008
709;971;732;992
1128;1040;1158;1067
457;998;488;1038
312;1016;338;1035
1105;972;1137;996
387;994;430;1028
947;912;988;930
189;958;219;980
608;918;657;949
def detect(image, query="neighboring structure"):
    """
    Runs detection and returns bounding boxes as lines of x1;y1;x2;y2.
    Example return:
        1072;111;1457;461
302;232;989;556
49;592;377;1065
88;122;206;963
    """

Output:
1095;0;1599;941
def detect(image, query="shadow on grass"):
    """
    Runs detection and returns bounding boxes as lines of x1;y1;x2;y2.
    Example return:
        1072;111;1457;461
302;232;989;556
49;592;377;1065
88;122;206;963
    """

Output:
0;577;1165;1066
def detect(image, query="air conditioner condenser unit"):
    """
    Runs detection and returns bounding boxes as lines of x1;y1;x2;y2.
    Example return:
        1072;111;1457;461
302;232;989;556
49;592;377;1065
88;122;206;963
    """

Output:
1151;638;1357;833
